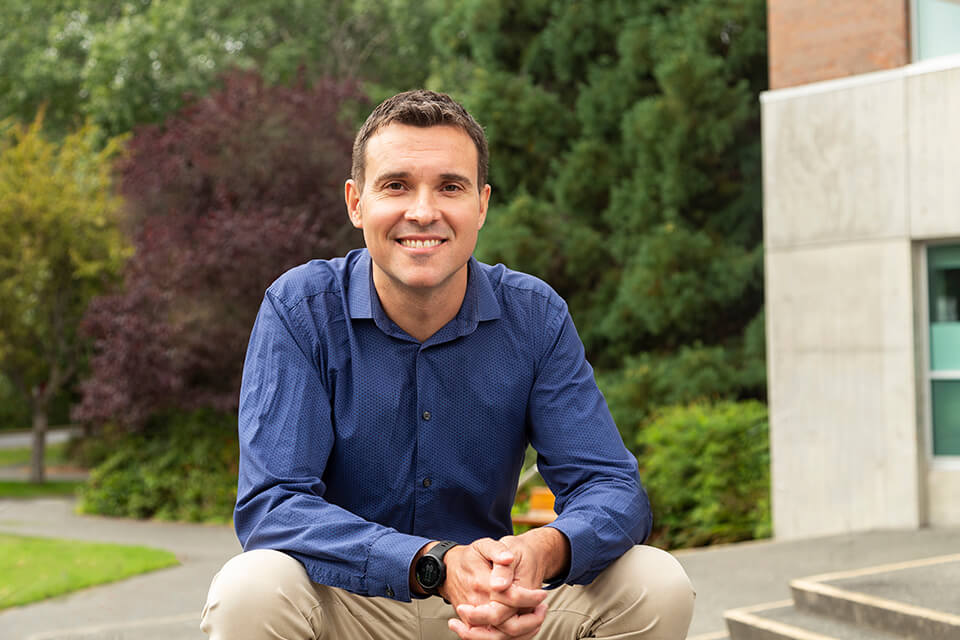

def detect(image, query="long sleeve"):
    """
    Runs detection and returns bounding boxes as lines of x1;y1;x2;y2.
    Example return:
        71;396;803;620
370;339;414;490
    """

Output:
234;291;430;601
528;305;653;587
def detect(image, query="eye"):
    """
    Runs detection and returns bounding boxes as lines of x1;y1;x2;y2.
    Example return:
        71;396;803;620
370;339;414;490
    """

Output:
386;181;405;191
441;183;463;193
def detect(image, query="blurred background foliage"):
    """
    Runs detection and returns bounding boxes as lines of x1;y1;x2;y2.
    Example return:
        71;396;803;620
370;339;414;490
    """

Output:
0;0;769;547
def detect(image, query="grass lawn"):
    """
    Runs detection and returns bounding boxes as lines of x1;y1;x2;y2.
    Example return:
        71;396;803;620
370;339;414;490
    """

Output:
0;481;84;499
0;534;178;610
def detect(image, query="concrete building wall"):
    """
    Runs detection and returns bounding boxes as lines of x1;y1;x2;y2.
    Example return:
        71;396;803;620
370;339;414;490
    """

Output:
908;63;960;239
765;240;919;537
762;56;960;539
927;470;960;524
768;0;910;89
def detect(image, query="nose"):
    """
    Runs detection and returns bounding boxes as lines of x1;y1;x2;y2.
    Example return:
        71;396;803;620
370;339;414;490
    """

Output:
405;188;440;225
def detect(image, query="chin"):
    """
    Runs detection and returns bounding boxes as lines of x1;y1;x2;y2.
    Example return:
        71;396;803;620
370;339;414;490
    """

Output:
402;276;445;290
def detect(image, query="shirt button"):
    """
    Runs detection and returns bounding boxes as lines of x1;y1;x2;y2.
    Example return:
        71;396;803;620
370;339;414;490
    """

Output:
422;477;432;488
386;585;394;598
422;410;431;421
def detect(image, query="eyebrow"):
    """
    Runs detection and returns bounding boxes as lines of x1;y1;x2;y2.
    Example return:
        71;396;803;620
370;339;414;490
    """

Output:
438;172;474;187
372;171;475;188
373;171;412;185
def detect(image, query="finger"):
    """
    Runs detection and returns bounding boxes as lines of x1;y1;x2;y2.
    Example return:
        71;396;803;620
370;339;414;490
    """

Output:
457;602;516;628
448;618;509;640
490;559;515;591
486;601;517;626
496;602;548;638
472;538;515;566
448;618;471;640
490;584;549;610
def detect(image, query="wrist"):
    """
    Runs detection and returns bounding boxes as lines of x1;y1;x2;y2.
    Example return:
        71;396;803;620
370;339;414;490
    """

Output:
521;527;570;583
410;541;439;596
411;540;458;597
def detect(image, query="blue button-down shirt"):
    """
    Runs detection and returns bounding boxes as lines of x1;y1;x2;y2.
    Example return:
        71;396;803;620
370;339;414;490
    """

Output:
235;249;651;602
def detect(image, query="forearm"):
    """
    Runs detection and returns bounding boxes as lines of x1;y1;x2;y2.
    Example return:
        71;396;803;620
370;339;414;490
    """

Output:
544;479;651;586
236;484;430;600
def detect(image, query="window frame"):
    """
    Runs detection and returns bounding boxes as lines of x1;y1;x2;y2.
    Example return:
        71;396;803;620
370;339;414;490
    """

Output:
921;240;960;468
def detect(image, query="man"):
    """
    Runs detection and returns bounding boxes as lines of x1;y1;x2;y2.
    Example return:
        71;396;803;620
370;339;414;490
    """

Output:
202;90;694;640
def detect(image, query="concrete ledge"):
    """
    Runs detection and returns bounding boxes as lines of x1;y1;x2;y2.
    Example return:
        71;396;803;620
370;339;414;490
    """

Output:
724;553;960;640
791;553;960;639
724;601;825;640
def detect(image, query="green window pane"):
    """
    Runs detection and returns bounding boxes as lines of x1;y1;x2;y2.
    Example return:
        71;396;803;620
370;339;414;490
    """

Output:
928;245;960;371
931;324;960;370
933;380;960;456
916;0;960;60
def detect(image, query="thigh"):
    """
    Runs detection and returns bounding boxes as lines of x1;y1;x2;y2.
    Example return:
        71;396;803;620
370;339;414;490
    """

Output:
412;592;460;640
536;546;695;639
201;550;426;640
315;583;423;640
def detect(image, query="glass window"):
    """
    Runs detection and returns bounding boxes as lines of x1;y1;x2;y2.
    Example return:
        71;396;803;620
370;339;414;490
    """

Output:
929;244;960;456
929;245;960;370
916;0;960;61
933;381;960;455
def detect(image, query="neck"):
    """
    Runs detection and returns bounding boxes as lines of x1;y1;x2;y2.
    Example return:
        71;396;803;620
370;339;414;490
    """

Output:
372;265;469;343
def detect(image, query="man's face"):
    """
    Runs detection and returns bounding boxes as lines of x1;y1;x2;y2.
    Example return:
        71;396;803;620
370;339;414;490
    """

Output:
345;123;491;299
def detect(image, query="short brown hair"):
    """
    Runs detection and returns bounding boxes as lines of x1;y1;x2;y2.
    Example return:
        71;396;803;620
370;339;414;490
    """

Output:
351;90;488;192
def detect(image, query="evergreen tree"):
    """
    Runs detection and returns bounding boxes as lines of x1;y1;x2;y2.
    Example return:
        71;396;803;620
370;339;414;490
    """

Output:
428;0;767;417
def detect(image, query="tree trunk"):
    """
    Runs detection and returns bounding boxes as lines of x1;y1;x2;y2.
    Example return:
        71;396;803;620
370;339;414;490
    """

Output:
30;394;48;484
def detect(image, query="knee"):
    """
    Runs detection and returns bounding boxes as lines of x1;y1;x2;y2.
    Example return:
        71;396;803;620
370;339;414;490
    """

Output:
608;546;696;634
207;549;309;610
202;549;320;639
629;546;693;593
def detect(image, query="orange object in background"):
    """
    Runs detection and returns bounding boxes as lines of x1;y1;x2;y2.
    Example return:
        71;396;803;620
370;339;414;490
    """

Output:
529;486;554;512
512;486;557;527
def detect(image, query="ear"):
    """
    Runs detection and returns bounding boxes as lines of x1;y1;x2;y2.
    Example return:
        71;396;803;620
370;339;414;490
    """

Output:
345;179;363;228
477;183;492;230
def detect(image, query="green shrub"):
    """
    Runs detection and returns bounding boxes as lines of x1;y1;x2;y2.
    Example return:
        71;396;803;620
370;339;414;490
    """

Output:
79;410;237;523
638;400;770;549
597;328;766;450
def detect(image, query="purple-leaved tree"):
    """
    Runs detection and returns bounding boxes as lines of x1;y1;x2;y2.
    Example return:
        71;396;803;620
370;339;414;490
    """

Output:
76;71;363;429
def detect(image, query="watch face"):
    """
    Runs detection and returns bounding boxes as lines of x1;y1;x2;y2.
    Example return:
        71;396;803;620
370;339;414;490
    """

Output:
418;557;442;589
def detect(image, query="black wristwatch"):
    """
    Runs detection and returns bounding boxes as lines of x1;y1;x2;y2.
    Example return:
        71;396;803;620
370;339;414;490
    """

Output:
415;540;458;595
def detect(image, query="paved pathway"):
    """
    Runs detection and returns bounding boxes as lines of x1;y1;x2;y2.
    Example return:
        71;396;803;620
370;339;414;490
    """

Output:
0;427;90;482
0;496;958;639
0;428;81;450
0;498;240;639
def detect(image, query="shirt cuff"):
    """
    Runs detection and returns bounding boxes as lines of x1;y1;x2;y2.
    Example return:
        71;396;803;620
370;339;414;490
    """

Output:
366;530;432;602
543;514;598;587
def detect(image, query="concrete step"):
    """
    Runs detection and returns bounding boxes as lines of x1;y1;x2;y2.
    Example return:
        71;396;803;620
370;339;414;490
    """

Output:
791;553;960;639
725;553;960;640
725;601;903;640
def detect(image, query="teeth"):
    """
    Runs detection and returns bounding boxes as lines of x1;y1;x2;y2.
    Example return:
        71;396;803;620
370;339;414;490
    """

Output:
399;239;443;248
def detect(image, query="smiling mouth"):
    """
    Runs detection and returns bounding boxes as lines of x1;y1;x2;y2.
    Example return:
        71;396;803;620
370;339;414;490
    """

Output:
397;239;445;248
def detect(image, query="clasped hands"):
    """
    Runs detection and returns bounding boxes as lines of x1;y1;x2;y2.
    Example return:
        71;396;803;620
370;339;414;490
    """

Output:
439;530;567;640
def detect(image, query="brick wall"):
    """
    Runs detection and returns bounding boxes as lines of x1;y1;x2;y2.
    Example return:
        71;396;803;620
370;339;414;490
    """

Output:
768;0;911;89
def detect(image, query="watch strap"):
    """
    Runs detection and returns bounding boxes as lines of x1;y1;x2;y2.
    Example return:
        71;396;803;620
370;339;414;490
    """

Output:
428;539;458;562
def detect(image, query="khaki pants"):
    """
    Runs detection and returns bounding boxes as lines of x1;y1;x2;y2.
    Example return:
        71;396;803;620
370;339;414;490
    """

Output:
201;545;694;639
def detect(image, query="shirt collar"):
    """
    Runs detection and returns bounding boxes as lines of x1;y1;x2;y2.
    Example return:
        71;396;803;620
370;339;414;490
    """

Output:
470;257;501;323
346;250;502;338
346;250;374;319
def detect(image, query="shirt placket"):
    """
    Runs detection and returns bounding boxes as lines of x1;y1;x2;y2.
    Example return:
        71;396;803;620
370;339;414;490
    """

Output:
413;344;435;528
